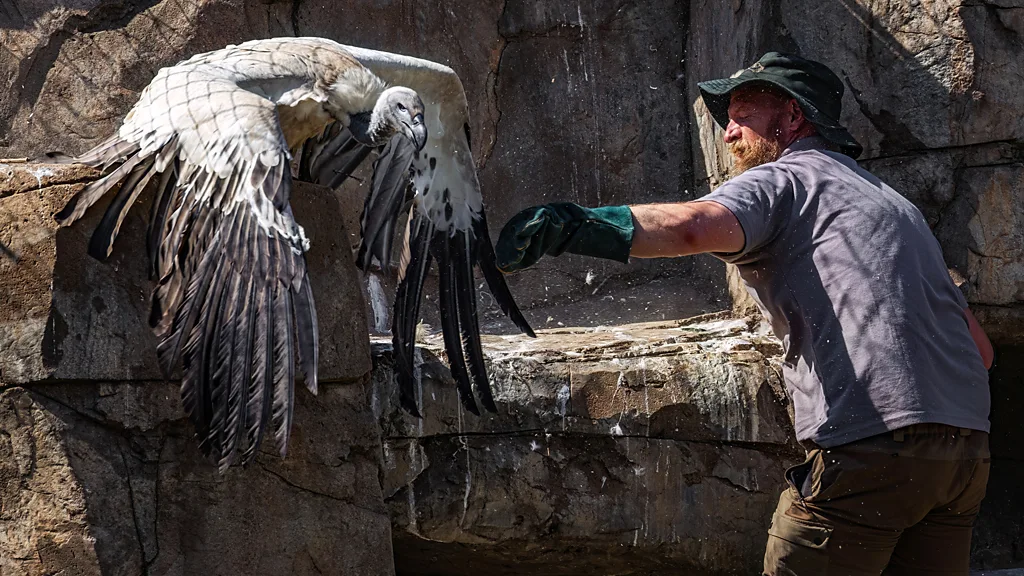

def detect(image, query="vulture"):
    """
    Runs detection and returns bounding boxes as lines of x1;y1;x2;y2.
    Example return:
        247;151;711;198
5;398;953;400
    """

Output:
48;37;534;471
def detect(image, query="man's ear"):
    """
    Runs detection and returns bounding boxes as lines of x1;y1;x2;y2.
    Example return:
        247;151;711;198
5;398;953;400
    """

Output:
789;99;805;125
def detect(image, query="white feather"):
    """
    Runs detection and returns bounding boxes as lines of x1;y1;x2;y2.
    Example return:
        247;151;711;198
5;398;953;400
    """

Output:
340;43;484;236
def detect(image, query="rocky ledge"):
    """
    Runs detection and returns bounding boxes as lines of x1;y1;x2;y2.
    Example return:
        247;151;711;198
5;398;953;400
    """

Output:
371;313;800;576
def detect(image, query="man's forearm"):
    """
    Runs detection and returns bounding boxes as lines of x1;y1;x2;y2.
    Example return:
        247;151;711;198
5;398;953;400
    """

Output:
628;201;745;258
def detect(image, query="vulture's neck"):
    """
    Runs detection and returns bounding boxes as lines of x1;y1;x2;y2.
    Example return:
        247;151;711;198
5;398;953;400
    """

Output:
349;111;390;147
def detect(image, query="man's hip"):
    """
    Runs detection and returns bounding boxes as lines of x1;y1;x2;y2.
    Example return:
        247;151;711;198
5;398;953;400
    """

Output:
765;423;991;575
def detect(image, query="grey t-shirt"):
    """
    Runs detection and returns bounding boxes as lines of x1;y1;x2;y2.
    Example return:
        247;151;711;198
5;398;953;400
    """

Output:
702;137;990;447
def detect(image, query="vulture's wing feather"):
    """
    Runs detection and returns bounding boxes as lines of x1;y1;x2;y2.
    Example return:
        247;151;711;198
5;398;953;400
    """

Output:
54;53;322;470
298;122;373;189
392;212;433;416
356;134;417;270
453;228;496;412
431;230;479;415
473;212;535;337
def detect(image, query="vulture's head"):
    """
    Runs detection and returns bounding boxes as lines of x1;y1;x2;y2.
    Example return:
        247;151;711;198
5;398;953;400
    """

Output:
376;87;427;151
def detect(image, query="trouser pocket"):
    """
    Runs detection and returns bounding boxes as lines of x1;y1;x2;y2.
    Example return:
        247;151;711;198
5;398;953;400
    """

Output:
764;509;832;575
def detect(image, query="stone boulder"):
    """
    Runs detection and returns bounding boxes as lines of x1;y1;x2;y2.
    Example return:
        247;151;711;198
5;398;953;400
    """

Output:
371;314;801;575
0;381;393;576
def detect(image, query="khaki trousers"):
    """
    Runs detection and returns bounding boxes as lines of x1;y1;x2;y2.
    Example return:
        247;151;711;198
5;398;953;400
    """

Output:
763;424;991;576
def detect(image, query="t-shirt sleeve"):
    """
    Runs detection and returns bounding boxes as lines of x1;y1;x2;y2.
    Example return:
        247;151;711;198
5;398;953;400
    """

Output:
699;164;795;264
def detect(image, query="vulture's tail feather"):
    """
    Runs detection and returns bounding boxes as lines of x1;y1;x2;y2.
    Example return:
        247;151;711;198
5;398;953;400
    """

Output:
474;213;536;338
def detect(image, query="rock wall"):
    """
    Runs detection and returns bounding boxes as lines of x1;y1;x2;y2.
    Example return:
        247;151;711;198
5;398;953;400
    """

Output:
0;0;726;334
1;165;391;575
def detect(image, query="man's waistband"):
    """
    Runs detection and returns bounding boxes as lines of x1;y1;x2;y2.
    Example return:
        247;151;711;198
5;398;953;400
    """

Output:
799;423;986;454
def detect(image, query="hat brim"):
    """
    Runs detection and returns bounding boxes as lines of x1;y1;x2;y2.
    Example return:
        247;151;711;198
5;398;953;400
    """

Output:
697;74;864;159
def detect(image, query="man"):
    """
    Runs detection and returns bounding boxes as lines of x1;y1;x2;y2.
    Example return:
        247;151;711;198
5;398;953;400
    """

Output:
494;52;994;575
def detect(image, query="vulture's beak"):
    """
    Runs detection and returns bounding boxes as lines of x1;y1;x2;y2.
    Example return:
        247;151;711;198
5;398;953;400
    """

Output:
410;114;427;151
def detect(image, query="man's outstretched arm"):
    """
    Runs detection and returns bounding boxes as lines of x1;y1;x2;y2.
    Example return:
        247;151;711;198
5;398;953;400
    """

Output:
493;200;746;273
628;201;745;258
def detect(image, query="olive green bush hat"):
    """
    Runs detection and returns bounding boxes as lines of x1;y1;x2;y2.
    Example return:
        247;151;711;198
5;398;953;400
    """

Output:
697;52;863;159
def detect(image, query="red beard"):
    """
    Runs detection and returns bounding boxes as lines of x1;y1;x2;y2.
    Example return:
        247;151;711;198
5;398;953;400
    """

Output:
728;134;783;174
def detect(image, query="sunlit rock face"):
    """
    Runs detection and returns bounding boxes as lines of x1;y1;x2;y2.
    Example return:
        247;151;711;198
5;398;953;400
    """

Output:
371;314;800;576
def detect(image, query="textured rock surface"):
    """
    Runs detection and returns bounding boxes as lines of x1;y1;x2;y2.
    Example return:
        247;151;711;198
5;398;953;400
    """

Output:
371;314;801;575
0;387;102;576
2;0;1024;573
0;163;371;385
0;381;393;576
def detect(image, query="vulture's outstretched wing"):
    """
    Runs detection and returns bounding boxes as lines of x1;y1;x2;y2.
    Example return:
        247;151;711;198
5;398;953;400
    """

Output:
52;51;328;470
299;47;535;417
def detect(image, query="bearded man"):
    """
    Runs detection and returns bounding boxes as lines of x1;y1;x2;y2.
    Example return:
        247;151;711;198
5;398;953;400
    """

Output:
494;52;995;575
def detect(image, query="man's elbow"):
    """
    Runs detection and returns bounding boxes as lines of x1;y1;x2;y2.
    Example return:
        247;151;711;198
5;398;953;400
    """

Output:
964;307;994;370
978;337;995;371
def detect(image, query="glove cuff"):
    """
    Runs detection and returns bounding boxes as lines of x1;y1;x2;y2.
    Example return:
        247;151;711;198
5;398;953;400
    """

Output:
559;204;635;263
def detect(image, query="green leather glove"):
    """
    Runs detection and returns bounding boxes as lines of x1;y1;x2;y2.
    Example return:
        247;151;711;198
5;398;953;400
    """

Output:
495;202;634;273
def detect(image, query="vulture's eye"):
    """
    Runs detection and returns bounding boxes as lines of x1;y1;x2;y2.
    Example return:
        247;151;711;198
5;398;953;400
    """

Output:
397;103;407;112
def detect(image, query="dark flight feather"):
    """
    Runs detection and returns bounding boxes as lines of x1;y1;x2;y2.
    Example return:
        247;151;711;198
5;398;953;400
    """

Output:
292;273;319;394
431;231;479;416
453;229;497;412
474;213;536;338
54;150;146;225
87;155;157;259
356;134;417;271
392;212;433;416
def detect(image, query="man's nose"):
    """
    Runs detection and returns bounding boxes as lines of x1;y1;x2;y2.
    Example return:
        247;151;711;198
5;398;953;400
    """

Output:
724;119;741;143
